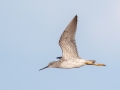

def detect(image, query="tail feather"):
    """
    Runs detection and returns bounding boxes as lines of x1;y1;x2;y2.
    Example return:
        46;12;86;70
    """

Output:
85;60;96;65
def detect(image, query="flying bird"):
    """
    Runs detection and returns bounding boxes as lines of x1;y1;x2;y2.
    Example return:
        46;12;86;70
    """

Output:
39;15;106;71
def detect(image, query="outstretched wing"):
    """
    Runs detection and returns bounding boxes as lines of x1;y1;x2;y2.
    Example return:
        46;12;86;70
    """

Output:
59;15;81;60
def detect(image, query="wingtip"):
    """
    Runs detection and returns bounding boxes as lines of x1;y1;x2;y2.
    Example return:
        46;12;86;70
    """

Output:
56;57;62;59
74;15;78;23
74;15;78;21
75;15;77;18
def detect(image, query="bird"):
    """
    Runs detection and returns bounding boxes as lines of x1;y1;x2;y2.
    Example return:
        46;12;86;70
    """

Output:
39;15;106;71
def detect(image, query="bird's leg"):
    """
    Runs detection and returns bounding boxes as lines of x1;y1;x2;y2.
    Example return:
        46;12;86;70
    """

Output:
93;63;106;66
85;60;106;66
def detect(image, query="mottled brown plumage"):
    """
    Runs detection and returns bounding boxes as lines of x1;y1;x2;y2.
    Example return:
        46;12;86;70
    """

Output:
59;15;80;60
39;15;106;71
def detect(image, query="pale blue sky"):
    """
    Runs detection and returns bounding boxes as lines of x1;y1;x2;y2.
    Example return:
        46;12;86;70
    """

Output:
0;0;120;90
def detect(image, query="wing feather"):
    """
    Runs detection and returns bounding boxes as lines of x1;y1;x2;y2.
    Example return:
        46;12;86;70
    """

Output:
59;15;81;60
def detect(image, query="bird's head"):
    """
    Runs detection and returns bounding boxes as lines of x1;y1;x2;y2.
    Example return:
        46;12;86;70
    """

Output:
39;61;57;71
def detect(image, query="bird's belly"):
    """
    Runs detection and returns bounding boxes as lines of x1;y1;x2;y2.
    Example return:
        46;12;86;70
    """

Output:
60;60;86;68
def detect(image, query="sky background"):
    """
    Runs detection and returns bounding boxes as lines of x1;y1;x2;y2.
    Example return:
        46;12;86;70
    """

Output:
0;0;120;90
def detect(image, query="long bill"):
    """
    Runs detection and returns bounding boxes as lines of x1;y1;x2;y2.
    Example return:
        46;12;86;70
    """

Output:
39;66;49;71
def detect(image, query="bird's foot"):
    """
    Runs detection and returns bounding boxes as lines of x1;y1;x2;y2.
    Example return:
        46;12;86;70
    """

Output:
94;63;106;66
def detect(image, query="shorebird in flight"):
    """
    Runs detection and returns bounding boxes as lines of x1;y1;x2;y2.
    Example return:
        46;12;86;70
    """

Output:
39;15;105;71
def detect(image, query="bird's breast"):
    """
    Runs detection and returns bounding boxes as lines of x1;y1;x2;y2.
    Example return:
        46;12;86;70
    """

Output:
60;59;86;68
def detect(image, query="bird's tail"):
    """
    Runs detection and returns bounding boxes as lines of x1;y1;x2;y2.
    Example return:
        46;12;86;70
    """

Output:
85;60;106;66
85;60;96;65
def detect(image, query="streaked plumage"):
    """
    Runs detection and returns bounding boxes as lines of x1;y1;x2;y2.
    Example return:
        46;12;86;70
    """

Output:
39;15;106;71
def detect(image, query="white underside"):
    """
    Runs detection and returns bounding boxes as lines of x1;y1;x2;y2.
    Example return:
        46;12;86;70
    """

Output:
60;59;86;68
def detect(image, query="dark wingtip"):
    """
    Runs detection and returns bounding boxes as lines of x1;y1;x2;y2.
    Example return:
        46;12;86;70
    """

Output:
74;15;78;22
56;57;62;59
75;15;77;18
